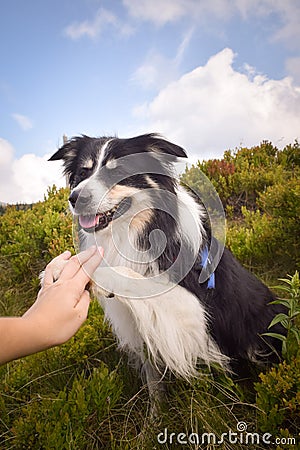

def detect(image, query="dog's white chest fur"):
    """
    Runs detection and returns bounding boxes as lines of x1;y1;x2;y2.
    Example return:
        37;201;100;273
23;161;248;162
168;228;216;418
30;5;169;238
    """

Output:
96;276;225;378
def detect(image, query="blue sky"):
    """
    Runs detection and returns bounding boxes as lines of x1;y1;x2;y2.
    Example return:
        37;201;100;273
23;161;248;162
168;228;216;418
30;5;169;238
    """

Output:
0;0;300;203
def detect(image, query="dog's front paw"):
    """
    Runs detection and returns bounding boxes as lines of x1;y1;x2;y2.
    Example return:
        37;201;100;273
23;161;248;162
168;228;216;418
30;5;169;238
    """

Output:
92;265;145;298
112;266;145;279
39;270;46;287
39;258;69;287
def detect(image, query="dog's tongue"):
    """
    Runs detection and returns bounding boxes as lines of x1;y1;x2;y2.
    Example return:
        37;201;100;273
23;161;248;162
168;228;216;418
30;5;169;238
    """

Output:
79;214;99;229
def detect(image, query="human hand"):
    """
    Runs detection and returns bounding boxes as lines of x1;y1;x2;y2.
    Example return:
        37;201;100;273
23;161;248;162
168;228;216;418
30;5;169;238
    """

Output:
23;245;103;348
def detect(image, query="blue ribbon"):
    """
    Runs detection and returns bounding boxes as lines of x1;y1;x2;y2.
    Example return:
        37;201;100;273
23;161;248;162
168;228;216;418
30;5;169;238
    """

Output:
200;246;215;289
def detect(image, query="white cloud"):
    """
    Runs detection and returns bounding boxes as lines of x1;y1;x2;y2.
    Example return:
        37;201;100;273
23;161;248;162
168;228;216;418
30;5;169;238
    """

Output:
285;56;300;83
64;7;133;40
122;0;244;24
132;29;193;90
63;1;300;51
0;139;15;203
123;0;300;47
12;113;33;131
270;1;300;49
0;138;14;165
0;138;65;204
123;0;189;26
133;48;300;159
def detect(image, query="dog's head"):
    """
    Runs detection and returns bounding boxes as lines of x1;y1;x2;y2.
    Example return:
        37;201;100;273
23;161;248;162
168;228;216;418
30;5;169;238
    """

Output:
49;134;187;233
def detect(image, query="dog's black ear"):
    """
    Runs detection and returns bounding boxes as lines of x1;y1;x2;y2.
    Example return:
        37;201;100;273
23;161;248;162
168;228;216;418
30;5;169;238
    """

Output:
48;141;75;162
48;136;89;161
147;134;187;158
48;145;68;161
48;145;69;161
48;137;88;187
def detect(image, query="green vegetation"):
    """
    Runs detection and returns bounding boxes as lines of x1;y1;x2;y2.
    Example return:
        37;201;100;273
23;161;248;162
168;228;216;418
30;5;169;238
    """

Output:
181;140;300;278
263;272;300;359
0;141;299;449
255;272;300;438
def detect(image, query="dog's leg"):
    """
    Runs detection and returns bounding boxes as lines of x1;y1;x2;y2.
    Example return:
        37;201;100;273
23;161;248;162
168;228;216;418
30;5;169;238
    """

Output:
142;359;166;418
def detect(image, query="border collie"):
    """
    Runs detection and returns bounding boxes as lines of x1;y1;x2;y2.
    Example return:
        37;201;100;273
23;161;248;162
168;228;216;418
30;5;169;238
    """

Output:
49;134;285;395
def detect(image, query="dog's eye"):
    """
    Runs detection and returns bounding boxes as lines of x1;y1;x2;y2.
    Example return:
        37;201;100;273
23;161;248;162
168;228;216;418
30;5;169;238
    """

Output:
79;168;89;178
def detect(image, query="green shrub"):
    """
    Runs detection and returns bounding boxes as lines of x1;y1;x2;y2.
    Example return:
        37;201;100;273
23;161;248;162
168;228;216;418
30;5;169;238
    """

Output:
255;272;300;438
255;357;300;435
263;272;300;360
181;140;298;214
226;207;289;276
11;365;122;450
181;141;300;277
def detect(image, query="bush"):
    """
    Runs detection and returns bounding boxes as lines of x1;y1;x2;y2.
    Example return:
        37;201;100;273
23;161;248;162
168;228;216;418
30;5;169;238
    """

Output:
181;141;300;276
255;357;300;435
255;271;300;439
11;366;122;450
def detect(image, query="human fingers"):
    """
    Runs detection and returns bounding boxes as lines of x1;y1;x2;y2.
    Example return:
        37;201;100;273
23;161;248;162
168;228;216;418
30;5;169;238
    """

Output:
73;247;104;287
59;246;97;281
42;251;72;287
74;290;91;319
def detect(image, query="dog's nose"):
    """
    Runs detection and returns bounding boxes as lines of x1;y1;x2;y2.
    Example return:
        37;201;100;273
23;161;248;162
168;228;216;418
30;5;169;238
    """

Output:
69;190;91;209
69;190;79;208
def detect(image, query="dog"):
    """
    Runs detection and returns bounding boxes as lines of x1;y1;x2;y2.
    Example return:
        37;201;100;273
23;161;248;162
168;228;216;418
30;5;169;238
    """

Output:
48;133;286;403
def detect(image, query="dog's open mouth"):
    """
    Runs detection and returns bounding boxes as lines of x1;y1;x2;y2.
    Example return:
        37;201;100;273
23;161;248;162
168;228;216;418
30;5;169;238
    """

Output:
78;197;132;232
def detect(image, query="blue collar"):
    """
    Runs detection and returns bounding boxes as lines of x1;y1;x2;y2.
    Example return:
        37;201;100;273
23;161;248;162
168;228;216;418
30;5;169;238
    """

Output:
200;246;215;289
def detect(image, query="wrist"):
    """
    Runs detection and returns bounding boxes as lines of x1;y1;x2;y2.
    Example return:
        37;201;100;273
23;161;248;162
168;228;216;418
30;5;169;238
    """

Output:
21;314;55;351
0;316;51;365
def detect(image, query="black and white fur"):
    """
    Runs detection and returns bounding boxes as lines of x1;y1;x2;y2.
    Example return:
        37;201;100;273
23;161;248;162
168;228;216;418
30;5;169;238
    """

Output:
49;134;285;392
